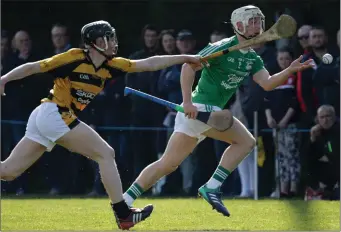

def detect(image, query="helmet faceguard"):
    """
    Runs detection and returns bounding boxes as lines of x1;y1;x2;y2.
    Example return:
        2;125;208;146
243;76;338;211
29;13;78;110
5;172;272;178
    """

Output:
81;20;118;60
231;5;265;40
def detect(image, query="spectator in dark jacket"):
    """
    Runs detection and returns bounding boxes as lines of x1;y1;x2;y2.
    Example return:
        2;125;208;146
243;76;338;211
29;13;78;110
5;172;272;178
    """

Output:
153;29;179;195
1;30;16;195
312;30;340;117
305;105;340;200
51;23;72;55
295;27;333;192
294;25;312;57
157;29;181;104
2;30;42;195
296;26;333;127
124;24;162;179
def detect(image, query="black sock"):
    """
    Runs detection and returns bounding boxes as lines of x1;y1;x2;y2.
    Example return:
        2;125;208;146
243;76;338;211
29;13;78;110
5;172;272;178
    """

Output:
111;201;131;219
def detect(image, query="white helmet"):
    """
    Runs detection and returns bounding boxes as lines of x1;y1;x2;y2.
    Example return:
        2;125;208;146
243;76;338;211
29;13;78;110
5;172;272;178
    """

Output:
231;5;265;39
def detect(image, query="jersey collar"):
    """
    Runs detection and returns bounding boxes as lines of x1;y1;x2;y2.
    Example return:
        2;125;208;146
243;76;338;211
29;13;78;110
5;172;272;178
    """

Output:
83;49;107;72
233;35;251;54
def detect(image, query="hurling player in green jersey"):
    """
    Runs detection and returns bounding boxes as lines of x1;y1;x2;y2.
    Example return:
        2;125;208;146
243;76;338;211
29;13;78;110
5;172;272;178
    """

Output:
124;5;313;217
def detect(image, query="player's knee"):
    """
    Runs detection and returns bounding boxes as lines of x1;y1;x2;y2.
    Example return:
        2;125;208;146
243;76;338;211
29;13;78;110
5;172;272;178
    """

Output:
108;148;116;159
245;136;256;152
164;165;178;175
103;148;116;160
94;147;115;161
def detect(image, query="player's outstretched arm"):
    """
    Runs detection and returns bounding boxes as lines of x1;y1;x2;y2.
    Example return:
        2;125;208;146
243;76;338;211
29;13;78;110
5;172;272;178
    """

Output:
132;55;202;72
1;61;41;85
0;61;41;96
253;55;314;91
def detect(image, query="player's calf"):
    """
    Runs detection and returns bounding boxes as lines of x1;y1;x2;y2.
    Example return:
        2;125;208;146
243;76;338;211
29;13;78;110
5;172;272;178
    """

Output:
124;159;179;206
124;132;197;206
199;118;256;216
1;137;46;182
1;171;16;181
1;162;18;181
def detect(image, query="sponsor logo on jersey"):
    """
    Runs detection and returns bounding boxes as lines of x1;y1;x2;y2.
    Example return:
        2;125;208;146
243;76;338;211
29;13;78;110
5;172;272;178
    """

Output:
227;57;235;63
80;74;90;80
76;89;96;104
236;57;255;70
221;74;245;89
246;60;253;70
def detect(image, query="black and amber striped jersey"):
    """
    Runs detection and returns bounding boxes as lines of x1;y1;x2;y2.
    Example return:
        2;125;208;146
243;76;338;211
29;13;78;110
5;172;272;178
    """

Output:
39;48;137;125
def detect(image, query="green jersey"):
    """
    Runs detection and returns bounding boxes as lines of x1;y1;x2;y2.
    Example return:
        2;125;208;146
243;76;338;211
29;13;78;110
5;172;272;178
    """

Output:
192;36;265;109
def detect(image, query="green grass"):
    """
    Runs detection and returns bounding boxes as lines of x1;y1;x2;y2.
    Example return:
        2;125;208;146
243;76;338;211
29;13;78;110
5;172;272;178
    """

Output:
1;197;340;231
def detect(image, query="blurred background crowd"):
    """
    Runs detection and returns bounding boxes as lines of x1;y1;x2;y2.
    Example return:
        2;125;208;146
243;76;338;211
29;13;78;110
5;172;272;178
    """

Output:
1;0;340;200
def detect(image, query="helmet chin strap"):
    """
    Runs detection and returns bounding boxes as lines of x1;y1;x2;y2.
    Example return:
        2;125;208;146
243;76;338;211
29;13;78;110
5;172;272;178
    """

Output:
92;46;114;60
90;37;115;60
235;29;259;40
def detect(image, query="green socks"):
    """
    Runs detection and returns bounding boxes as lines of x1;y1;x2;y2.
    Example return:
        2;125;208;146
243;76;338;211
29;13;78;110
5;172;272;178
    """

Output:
206;165;231;189
123;183;144;206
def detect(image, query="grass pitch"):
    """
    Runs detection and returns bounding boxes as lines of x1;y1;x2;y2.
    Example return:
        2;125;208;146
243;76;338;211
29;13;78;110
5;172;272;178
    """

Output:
1;197;340;231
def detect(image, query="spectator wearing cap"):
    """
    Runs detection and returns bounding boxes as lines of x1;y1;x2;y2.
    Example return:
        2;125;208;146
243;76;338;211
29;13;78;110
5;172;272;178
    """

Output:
152;29;199;195
175;30;218;196
176;29;197;55
173;29;199;195
209;30;228;43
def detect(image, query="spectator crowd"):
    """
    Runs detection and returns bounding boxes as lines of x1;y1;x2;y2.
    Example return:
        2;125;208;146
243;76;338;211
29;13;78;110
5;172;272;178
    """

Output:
1;16;340;200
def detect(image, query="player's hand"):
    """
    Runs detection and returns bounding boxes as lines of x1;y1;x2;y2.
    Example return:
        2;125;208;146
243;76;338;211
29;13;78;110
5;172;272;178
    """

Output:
184;55;207;71
183;102;198;119
310;124;322;142
289;55;315;73
267;117;277;129
184;55;201;64
318;155;329;162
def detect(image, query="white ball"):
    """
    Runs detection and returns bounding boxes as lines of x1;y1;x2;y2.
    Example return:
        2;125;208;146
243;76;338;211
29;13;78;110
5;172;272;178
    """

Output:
322;53;333;64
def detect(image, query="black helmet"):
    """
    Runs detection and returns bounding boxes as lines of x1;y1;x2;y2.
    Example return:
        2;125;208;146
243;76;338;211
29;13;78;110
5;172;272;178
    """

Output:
81;20;118;59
